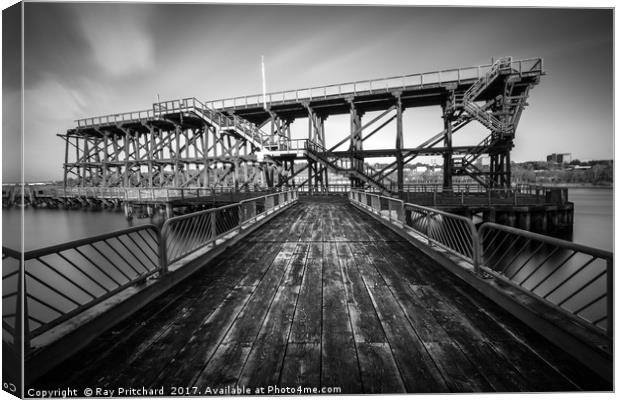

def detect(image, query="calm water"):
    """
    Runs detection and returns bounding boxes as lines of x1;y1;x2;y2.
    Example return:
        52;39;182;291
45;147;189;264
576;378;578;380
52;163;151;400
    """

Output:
569;188;613;252
1;187;614;252
2;207;154;251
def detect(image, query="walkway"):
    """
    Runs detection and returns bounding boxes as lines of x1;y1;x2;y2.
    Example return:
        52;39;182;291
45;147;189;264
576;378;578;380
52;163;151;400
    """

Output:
32;197;607;393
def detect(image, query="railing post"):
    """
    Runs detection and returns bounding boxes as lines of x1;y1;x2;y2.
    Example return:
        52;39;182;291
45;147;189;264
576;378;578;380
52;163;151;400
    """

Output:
265;194;275;213
425;213;432;245
211;210;217;242
471;223;482;275
396;201;405;223
607;258;613;338
159;228;168;274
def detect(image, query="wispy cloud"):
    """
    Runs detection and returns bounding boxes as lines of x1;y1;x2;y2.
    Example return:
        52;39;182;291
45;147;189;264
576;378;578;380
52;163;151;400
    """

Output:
76;4;155;78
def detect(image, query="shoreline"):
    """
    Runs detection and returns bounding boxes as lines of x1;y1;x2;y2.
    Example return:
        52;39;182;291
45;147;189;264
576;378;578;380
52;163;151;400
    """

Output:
535;183;613;189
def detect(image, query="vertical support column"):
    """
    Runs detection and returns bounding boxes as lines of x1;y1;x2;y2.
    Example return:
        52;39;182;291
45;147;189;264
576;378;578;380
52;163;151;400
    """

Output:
505;150;511;188
102;131;110;187
174;125;181;187
348;97;364;188
63;135;69;188
82;137;90;186
122;129;130;187
394;91;404;196
442;100;453;191
269;108;278;148
146;126;154;187
202;125;210;188
75;135;81;186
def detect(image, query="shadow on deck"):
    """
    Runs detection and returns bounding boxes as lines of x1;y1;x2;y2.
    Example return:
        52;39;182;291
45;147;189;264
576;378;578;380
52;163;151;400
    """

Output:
31;196;609;394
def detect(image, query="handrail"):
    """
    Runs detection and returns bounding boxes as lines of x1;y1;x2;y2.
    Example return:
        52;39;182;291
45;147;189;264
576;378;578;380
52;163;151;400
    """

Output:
161;190;298;265
206;57;543;110
479;222;613;337
4;224;162;344
348;189;479;272
349;188;612;337
2;189;299;354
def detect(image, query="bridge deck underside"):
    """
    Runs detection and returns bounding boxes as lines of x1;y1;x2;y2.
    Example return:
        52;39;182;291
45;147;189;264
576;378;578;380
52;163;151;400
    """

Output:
33;198;606;393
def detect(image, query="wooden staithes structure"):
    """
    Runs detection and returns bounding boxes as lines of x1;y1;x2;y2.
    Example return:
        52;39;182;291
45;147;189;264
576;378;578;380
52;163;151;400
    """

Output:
60;57;543;194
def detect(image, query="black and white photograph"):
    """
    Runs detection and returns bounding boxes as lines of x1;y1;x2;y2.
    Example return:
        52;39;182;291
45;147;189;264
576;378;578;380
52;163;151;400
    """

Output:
1;1;615;397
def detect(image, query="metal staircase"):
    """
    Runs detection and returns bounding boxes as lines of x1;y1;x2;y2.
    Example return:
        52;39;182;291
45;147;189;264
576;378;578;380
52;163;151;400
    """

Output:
304;141;392;193
463;57;512;102
153;98;270;150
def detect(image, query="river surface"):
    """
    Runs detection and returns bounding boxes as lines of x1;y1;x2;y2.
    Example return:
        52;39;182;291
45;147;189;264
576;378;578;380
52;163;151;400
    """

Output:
568;188;613;252
1;187;614;252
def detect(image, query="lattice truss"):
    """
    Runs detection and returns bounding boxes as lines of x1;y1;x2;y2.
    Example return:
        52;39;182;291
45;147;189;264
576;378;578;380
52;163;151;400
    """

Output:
60;100;295;189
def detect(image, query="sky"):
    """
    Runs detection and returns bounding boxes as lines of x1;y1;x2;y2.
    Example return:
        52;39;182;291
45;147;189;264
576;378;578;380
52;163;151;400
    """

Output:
1;2;614;182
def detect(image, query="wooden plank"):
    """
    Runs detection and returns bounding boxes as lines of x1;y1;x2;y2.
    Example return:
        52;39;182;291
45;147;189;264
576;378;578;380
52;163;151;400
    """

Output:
223;243;295;343
282;244;309;287
364;243;498;392
449;284;583;391
321;243;362;393
33;284;195;388
343;203;374;242
279;343;321;387
237;277;300;387
289;254;322;343
112;282;253;388
355;250;448;393
310;205;323;242
408;284;529;391
349;204;402;242
384;239;581;391
235;242;290;288
193;339;253;389
357;343;406;393
337;243;385;343
149;285;254;387
367;241;427;286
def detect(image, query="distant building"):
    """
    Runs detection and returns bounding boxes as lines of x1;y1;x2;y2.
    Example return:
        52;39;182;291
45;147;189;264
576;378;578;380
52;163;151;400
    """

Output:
547;153;571;164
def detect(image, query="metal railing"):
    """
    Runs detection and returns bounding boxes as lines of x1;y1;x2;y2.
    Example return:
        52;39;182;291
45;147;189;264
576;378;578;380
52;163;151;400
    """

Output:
3;247;22;352
297;184;351;194
160;190;297;265
479;223;613;336
206;57;543;110
2;190;299;353
350;190;479;272
76;109;155;128
403;203;480;272
349;189;611;336
29;186;286;202
5;225;162;348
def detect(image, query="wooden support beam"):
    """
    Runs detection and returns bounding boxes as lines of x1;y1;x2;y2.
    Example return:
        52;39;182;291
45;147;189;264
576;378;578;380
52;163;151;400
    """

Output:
442;99;453;191
395;93;404;195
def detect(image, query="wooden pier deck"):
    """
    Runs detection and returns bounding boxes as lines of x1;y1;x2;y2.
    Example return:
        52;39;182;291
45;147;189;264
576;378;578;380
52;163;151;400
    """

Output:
32;197;608;393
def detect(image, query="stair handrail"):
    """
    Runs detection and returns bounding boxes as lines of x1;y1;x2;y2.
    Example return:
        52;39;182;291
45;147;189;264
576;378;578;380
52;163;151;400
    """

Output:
463;57;512;102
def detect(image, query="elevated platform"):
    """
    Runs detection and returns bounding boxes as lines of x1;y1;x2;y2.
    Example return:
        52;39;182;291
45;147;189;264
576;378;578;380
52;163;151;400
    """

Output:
31;198;608;393
206;58;542;126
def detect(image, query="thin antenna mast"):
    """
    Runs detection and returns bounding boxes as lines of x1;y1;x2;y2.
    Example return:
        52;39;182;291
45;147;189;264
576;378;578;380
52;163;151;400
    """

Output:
261;55;267;109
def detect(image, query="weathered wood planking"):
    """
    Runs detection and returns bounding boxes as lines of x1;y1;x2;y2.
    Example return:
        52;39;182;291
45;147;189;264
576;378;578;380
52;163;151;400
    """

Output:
32;199;601;393
320;242;362;393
